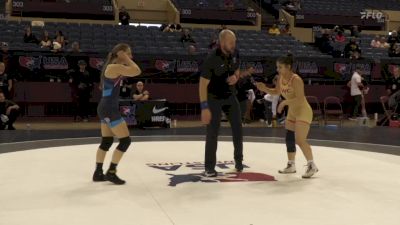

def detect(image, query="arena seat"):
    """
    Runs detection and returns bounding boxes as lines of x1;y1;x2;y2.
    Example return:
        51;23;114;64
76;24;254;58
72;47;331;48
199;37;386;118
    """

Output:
0;21;329;57
262;0;399;29
313;31;396;59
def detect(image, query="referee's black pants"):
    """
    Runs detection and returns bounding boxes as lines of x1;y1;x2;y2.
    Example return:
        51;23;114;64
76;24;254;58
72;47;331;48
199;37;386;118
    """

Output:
205;95;243;171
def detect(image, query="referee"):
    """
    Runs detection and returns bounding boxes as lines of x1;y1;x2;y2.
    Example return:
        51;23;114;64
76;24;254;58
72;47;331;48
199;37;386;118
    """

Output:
199;30;252;177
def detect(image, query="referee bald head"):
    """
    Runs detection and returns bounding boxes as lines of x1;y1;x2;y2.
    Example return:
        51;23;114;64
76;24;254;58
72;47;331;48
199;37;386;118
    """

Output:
219;29;236;55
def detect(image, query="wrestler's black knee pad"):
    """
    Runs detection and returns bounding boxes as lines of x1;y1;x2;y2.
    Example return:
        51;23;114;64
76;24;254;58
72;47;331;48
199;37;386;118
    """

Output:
117;137;131;152
99;137;114;151
286;130;296;152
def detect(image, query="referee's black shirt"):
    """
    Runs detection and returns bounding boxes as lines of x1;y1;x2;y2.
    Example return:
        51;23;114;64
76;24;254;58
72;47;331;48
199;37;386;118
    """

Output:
201;48;240;99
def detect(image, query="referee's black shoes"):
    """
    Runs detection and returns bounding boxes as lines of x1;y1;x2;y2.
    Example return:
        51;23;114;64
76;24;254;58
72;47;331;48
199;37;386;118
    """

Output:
203;169;218;177
235;161;244;173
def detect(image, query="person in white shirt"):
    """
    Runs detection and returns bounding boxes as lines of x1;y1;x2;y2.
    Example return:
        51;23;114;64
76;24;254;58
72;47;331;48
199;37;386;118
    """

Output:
348;66;365;120
370;35;381;48
262;93;280;127
379;37;390;48
259;76;280;127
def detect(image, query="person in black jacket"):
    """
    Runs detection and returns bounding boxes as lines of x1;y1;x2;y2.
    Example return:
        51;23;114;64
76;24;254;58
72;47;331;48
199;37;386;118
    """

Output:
199;30;254;177
344;38;361;58
387;66;400;111
23;26;38;44
0;92;19;130
69;60;94;122
0;62;12;100
119;6;131;25
180;29;196;43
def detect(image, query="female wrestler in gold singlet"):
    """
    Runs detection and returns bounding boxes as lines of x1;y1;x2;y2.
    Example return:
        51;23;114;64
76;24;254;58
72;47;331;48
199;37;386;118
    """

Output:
256;54;318;178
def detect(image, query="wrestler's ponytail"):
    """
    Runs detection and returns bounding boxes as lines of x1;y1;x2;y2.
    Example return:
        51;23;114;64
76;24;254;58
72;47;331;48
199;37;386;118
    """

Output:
99;43;130;90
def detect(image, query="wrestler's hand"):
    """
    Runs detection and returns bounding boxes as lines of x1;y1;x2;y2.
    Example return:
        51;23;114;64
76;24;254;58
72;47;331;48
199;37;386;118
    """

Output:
227;75;238;85
201;109;212;125
117;51;132;62
277;100;287;114
255;82;267;92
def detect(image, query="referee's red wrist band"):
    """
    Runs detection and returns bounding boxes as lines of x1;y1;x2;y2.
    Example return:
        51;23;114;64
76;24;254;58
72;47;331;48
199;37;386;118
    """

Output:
200;101;209;110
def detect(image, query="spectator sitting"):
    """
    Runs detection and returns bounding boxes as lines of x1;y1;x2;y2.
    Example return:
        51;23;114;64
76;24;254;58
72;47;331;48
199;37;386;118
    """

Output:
380;37;390;48
335;31;346;43
350;25;361;37
281;24;292;36
169;24;176;32
389;43;400;57
319;29;333;54
386;66;400;111
387;30;399;45
119;6;131;26
370;35;381;48
23;26;38;43
163;24;176;33
133;81;150;101
40;30;52;49
53;31;65;49
344;38;361;58
350;50;364;60
180;29;195;43
175;24;183;32
69;41;81;53
0;91;19;130
159;24;168;32
0;42;11;71
188;45;197;55
268;24;280;35
0;62;12;99
333;25;345;33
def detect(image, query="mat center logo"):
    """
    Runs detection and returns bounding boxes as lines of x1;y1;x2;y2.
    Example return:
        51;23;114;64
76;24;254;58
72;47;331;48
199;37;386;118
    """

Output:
147;161;276;187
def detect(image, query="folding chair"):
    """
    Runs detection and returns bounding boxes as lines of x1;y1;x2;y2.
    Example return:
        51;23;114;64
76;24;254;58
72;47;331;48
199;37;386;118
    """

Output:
306;96;322;126
379;96;398;126
323;96;344;126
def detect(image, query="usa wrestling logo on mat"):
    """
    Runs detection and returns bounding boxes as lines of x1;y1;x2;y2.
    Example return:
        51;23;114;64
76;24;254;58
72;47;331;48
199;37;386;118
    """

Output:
147;161;276;187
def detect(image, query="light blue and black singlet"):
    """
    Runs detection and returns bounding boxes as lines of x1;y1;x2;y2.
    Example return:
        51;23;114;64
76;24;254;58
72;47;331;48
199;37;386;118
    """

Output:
97;75;125;128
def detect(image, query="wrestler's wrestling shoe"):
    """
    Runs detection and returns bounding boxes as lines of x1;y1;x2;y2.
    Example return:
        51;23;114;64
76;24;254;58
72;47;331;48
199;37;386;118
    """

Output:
278;163;297;174
105;170;126;185
92;170;106;182
302;164;319;179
